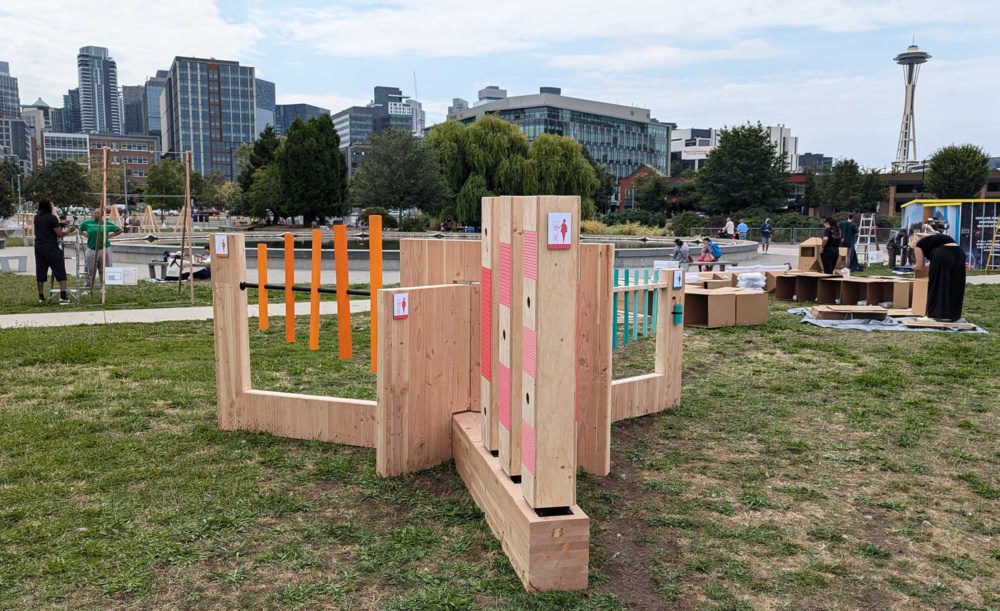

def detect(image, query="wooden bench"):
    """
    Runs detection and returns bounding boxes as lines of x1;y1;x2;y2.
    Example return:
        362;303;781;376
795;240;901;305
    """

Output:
695;259;735;271
0;255;28;273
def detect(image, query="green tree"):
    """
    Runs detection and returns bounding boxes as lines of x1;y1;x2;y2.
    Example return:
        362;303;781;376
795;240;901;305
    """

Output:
526;134;599;220
190;171;225;209
144;158;186;210
247;166;284;221
580;148;616;214
278;115;348;225
857;168;885;212
821;159;861;210
802;168;822;211
24;160;90;208
695;123;789;214
924;144;990;198
216;181;243;212
238;125;281;193
87;157;125;206
348;129;449;218
0;161;20;218
632;172;670;214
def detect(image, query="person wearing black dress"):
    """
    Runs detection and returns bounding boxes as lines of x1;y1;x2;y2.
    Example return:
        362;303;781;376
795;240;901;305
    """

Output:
915;233;966;321
820;217;842;274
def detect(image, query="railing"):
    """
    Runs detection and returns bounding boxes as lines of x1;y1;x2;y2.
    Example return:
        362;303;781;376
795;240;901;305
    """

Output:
612;267;662;349
689;227;894;244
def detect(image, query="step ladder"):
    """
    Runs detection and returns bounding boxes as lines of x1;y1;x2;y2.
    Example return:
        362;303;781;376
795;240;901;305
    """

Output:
856;213;878;265
985;215;1000;270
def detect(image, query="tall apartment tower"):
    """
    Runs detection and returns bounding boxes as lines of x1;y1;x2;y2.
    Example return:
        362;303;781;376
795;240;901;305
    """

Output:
0;61;21;118
893;44;931;172
77;46;123;134
160;56;257;180
144;70;169;140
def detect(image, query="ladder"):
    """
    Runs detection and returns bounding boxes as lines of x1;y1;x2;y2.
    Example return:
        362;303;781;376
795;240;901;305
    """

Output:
856;213;878;264
985;215;1000;270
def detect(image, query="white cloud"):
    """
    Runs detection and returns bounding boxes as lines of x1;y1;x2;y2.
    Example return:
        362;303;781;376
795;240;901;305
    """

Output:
0;1;261;105
549;39;779;72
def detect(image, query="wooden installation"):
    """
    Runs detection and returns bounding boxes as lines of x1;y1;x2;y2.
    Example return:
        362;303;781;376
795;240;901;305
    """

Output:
139;206;159;233
333;225;352;359
100;148;110;304
369;215;383;373
576;244;614;476
257;243;269;331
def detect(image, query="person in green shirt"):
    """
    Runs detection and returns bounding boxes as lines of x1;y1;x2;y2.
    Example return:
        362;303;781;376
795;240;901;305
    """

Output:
79;207;123;287
838;213;860;271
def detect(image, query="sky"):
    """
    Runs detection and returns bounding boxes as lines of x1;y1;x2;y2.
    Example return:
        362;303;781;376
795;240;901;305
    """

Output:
1;0;997;169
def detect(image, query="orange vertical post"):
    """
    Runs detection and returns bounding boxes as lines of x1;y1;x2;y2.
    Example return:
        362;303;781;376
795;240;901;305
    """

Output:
309;228;322;350
333;224;352;359
284;232;295;343
369;215;383;372
258;243;269;330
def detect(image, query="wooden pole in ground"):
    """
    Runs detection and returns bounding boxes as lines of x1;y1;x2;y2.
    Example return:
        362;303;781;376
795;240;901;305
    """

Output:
333;224;352;359
284;232;295;342
186;151;194;304
309;228;322;350
177;153;189;296
258;243;269;330
100;147;109;304
369;215;382;372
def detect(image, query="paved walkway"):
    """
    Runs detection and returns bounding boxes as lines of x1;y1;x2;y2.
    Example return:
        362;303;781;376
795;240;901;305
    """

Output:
0;300;372;330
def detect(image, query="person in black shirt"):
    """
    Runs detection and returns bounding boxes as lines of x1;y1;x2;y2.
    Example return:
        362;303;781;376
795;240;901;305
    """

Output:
820;217;842;274
915;232;966;321
33;199;76;305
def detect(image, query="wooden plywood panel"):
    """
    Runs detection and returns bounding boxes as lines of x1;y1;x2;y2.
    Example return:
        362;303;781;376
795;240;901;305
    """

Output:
238;390;376;447
376;284;479;476
659;269;685;408
452;412;589;592
576;243;613;476
399;239;481;287
211;233;251;430
498;196;527;477
610;373;663;422
481;198;500;451
521;196;579;509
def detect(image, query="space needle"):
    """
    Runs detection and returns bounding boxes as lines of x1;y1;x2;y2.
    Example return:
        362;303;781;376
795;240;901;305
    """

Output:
892;43;931;172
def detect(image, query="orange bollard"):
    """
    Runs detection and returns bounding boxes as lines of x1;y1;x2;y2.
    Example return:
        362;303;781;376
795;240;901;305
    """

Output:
284;233;295;343
333;224;352;359
309;228;322;351
369;215;382;372
258;243;269;330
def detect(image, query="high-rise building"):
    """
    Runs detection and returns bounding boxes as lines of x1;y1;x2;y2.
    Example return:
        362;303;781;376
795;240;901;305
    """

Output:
274;103;330;135
0;61;21;118
160;56;257;180
122;85;147;135
670;128;719;173
88;132;159;185
449;86;674;187
332;86;419;176
20;99;52;170
255;78;275;136
77;46;123;134
62;88;81;133
144;70;168;141
41;132;90;167
476;85;507;106
447;97;468;117
766;124;798;172
0;117;32;174
799;152;833;173
405;98;425;137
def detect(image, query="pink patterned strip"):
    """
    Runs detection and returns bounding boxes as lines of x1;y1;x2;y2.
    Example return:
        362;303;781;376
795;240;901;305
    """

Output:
498;243;512;307
480;267;491;381
522;231;538;279
521;326;536;378
498;363;511;429
522;420;536;474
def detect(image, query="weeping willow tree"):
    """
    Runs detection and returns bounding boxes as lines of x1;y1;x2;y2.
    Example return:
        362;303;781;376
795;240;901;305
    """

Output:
425;116;599;224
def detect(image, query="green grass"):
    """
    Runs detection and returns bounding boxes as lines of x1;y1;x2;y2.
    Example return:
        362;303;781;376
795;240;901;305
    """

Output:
0;286;997;608
0;273;377;315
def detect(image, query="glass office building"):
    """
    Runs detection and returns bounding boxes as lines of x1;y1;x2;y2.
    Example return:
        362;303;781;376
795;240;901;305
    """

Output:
451;88;673;183
274;103;330;135
144;70;168;140
161;57;256;180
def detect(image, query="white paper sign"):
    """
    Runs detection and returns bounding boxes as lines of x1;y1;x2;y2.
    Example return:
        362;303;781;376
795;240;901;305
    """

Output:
393;292;409;319
105;268;124;285
654;260;679;270
214;234;230;258
673;270;684;289
547;212;572;250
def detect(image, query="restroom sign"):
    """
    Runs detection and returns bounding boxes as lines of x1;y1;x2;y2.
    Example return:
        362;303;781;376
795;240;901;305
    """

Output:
214;234;230;258
393;293;409;319
547;212;572;250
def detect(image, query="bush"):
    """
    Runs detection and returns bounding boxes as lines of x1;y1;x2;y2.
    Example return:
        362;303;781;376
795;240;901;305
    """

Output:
773;212;823;228
581;220;609;234
603;222;668;236
668;211;703;237
400;214;430;232
358;207;398;229
602;209;666;227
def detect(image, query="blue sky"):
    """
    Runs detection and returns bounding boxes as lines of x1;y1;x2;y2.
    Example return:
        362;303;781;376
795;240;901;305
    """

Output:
3;0;997;168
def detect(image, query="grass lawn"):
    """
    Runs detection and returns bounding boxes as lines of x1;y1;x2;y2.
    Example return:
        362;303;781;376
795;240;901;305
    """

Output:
0;289;997;609
0;273;375;315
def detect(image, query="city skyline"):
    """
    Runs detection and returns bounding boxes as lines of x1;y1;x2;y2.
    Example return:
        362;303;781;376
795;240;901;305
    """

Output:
1;0;997;168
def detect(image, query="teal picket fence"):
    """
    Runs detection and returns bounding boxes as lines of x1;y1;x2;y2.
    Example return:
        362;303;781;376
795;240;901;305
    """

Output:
612;267;659;350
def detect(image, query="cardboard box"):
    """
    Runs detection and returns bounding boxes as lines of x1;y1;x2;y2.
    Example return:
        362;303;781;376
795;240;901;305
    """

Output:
816;277;844;304
911;277;929;316
809;305;888;321
839;278;869;306
797;237;823;272
733;290;768;326
684;288;737;328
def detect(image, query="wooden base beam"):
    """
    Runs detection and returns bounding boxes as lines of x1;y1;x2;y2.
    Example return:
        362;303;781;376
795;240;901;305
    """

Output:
452;412;589;592
229;390;376;447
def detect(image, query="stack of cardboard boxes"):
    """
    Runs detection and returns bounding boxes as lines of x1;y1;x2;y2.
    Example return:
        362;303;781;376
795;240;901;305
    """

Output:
684;272;770;328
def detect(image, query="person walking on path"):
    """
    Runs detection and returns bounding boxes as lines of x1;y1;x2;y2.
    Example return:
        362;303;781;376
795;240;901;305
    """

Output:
736;219;749;240
759;218;774;253
838;213;861;271
79;207;123;288
820;217;842;274
33;199;76;305
724;217;735;239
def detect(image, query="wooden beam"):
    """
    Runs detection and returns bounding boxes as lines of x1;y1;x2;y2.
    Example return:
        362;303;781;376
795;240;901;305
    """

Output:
376;284;480;476
239;389;375;447
659;270;685;407
576;243;613;476
520;196;579;509
498;196;525;477
452;412;589;592
212;233;251;431
480;197;500;452
610;373;665;422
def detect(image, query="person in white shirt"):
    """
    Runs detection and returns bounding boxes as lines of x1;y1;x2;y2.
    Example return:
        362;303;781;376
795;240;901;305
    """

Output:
724;217;735;238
